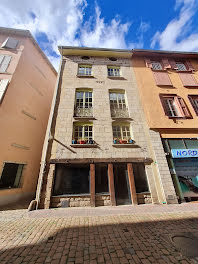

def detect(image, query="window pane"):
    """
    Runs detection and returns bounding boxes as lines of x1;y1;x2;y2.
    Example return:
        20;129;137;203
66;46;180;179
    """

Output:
0;163;23;189
95;164;109;194
168;139;186;149
185;139;198;149
133;163;149;193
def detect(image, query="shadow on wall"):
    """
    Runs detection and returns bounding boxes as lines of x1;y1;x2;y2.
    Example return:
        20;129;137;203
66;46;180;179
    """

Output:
0;213;197;263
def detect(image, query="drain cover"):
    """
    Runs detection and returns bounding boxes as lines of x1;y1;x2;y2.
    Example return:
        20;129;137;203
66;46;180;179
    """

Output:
171;233;198;258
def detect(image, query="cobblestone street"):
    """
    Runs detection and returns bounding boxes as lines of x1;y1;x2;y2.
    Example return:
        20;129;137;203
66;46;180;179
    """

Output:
0;204;198;264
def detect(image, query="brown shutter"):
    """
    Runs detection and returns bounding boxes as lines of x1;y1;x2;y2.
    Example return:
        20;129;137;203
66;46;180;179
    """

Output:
188;95;198;115
177;97;191;118
160;95;169;116
185;60;195;72
153;71;172;86
162;58;171;69
144;58;152;68
169;59;177;69
179;73;198;87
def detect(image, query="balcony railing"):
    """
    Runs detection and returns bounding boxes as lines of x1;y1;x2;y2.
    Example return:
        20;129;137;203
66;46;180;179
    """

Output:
74;107;93;117
110;107;129;118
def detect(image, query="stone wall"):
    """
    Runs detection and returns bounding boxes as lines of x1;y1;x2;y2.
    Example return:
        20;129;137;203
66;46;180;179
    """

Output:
50;195;91;208
137;192;152;204
96;194;111;206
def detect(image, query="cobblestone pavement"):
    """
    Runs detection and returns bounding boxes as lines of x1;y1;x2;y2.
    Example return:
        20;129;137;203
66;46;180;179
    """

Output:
0;204;198;264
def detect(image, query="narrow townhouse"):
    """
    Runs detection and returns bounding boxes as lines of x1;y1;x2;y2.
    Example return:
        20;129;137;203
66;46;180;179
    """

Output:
36;46;177;209
132;49;198;203
0;27;57;208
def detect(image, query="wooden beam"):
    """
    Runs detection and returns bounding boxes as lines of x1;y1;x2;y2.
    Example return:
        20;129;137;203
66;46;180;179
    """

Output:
50;157;153;164
90;164;95;207
108;163;116;206
127;163;138;205
44;164;55;209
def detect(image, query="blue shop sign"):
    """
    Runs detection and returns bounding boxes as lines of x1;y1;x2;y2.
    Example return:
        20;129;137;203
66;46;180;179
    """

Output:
171;149;198;158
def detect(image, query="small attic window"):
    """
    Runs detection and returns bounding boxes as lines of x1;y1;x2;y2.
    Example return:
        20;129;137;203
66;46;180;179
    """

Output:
81;56;90;60
1;37;19;49
109;57;117;61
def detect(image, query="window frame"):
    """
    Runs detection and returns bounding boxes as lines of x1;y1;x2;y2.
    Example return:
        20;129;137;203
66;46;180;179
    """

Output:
77;64;92;76
109;90;127;111
188;95;198;115
75;89;93;109
112;122;132;141
151;61;163;70
73;122;93;141
107;66;121;77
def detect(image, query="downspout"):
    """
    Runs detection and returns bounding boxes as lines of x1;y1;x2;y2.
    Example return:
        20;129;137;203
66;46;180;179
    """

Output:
28;52;63;211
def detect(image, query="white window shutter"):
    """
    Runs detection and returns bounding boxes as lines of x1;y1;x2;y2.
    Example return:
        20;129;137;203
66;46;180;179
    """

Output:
1;37;18;49
0;79;9;103
0;55;11;72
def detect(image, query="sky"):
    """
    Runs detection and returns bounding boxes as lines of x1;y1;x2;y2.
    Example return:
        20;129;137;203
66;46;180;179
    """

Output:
0;0;198;71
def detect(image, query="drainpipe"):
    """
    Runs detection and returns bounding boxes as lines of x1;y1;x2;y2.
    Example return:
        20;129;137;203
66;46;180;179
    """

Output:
28;53;63;211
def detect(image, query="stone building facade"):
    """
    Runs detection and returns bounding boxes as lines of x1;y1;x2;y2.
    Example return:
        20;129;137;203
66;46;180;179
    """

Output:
37;47;177;209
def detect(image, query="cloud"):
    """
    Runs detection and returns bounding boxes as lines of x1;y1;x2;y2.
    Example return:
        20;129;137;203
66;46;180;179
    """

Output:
0;0;134;70
151;0;198;51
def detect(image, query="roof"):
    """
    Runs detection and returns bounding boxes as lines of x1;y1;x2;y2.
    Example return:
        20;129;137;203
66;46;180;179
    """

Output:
0;27;57;74
58;46;132;58
132;49;198;58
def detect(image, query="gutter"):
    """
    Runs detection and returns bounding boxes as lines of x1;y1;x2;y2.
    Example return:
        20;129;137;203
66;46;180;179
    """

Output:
28;53;63;211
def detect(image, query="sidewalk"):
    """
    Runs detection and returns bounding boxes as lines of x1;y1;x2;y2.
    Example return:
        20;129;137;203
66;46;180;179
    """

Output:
0;204;198;263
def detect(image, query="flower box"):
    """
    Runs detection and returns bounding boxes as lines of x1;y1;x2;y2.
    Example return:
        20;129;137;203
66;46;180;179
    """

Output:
119;140;127;144
79;140;86;144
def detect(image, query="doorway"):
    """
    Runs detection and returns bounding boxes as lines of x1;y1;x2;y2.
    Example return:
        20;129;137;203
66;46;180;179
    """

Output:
113;163;131;205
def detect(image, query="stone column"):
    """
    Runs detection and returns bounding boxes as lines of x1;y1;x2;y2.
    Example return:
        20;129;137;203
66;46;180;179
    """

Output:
90;164;95;207
127;163;138;205
108;163;116;206
44;164;55;209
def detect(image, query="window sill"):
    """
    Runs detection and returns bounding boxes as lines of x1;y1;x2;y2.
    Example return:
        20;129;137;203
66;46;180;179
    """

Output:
73;116;96;120
157;84;174;87
107;76;125;80
112;144;140;148
111;117;133;121
70;144;98;148
52;193;90;198
184;85;198;88
176;70;193;73
152;69;167;72
168;116;192;119
76;75;94;78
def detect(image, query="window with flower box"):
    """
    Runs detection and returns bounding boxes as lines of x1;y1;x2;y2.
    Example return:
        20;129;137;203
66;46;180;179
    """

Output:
109;90;129;118
72;122;94;144
107;66;121;77
112;122;133;144
74;89;93;117
77;65;92;76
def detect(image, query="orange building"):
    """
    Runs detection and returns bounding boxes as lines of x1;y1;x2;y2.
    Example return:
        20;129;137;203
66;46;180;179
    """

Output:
132;49;198;203
0;27;57;208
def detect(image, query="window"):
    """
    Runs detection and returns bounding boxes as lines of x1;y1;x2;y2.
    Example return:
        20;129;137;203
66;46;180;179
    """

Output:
133;163;149;193
0;55;12;73
0;79;9;104
109;91;129;118
53;164;90;195
78;65;92;76
113;123;131;141
107;66;121;77
176;62;187;71
1;37;18;49
151;61;162;70
73;123;93;141
75;91;92;109
161;95;191;118
188;95;198;115
95;164;109;193
0;163;24;189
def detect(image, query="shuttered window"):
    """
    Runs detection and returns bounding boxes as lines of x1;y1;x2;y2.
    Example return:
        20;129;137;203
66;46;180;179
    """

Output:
153;71;172;86
178;73;198;87
0;79;9;103
1;37;18;49
151;61;162;70
188;95;198;115
0;55;12;73
176;62;187;71
160;95;191;118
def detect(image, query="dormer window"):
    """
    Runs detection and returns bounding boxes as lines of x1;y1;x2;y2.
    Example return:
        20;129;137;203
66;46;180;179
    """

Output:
176;62;187;71
151;61;162;70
